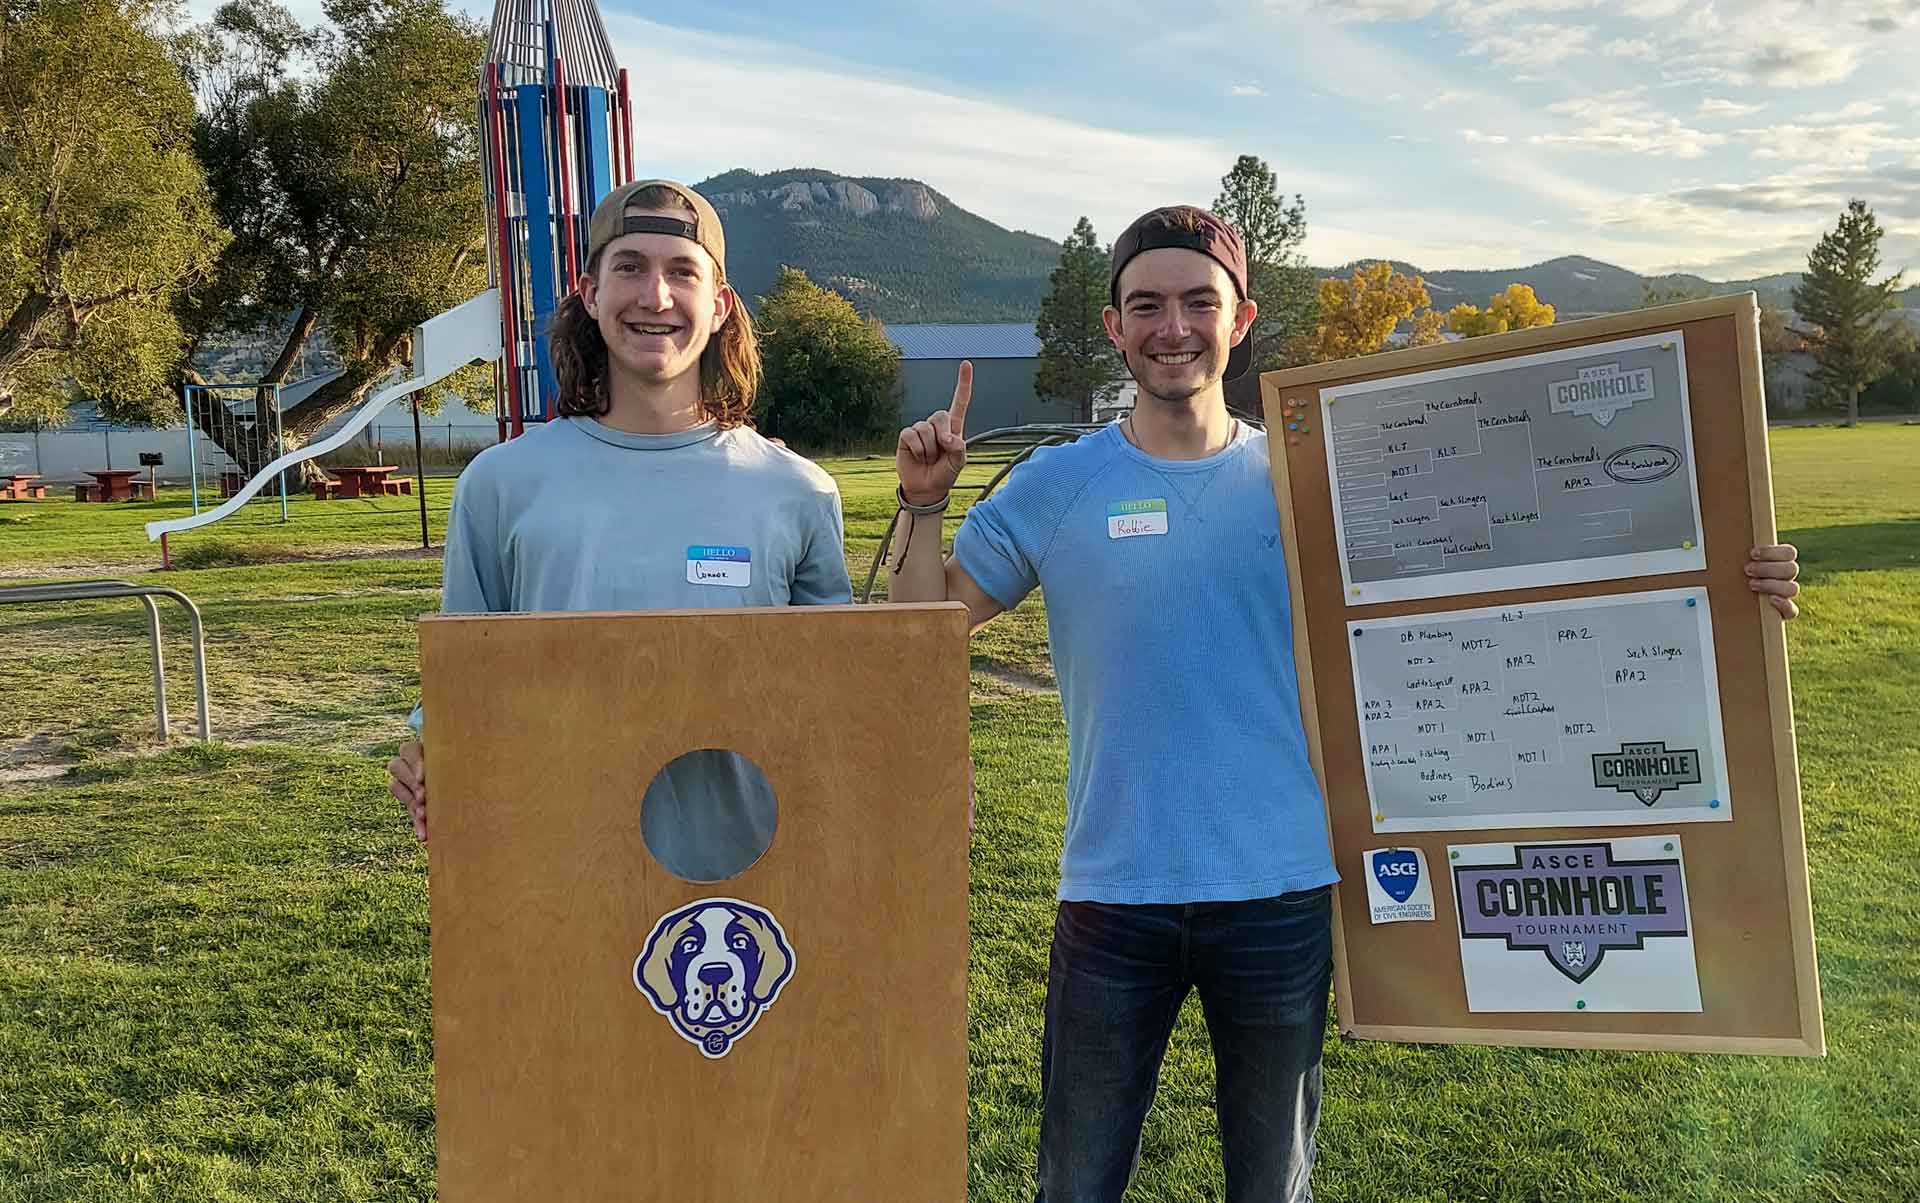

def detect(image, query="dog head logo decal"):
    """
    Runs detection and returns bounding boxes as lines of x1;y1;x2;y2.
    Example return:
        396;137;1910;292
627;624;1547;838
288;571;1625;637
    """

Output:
634;898;796;1058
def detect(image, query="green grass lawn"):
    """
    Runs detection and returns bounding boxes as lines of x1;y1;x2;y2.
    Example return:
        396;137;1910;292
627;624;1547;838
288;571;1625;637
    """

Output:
1;427;1916;1201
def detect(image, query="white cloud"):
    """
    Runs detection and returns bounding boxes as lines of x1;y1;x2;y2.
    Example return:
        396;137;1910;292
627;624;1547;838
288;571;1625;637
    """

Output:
1318;0;1440;22
1742;120;1908;169
1603;37;1657;59
1804;101;1882;121
1462;129;1512;144
598;16;1351;244
1422;89;1472;110
1464;23;1594;68
1698;97;1766;118
1530;93;1726;158
1445;0;1599;31
1229;83;1268;97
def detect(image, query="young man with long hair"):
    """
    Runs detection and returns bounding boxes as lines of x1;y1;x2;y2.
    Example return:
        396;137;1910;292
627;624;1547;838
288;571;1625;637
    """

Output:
388;180;852;875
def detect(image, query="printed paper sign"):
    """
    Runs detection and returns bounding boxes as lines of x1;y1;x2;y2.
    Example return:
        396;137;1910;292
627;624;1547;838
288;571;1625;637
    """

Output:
1350;588;1731;832
1548;362;1657;426
634;897;796;1058
1450;835;1701;1012
1364;847;1435;923
1107;499;1169;539
1320;330;1705;604
687;545;752;587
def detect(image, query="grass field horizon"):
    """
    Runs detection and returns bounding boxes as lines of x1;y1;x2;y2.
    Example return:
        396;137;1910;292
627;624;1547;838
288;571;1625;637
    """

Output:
1;425;1915;1201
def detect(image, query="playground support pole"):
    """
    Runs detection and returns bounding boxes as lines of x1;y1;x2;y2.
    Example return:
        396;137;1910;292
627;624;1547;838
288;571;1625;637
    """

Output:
185;384;202;515
273;383;288;523
412;392;430;550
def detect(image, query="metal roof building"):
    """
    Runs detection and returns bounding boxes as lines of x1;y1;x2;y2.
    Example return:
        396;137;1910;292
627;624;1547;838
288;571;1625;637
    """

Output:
884;322;1078;429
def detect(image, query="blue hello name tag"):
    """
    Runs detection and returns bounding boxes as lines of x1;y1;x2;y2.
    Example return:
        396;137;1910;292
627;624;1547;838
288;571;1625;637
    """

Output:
687;546;751;588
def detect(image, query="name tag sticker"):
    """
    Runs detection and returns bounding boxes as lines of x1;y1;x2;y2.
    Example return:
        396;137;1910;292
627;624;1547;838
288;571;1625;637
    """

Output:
687;545;752;587
1107;499;1169;540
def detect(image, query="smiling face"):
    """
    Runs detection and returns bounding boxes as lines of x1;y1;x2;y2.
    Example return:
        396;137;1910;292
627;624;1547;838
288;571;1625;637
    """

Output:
578;207;735;390
1103;247;1256;405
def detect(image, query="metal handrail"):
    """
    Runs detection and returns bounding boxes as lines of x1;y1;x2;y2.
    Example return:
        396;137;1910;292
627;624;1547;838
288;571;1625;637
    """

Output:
0;579;211;741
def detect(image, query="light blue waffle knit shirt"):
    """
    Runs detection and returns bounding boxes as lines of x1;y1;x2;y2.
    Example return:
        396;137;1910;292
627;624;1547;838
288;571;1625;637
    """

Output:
952;420;1339;905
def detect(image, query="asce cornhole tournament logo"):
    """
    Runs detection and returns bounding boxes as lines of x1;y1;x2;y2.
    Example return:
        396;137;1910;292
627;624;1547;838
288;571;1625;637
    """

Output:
1454;842;1689;983
1591;740;1703;806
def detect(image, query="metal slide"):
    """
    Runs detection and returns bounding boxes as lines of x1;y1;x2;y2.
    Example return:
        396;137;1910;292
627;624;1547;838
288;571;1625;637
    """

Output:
145;290;504;543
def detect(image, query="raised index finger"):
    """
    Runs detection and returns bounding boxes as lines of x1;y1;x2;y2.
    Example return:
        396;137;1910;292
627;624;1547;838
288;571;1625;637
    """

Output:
950;360;973;438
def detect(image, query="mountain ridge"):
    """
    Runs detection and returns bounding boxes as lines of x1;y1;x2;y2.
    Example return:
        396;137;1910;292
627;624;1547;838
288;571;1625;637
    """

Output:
694;168;1916;322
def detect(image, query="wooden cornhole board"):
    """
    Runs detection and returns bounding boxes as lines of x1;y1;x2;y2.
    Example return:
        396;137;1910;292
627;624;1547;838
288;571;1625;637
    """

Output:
420;603;972;1200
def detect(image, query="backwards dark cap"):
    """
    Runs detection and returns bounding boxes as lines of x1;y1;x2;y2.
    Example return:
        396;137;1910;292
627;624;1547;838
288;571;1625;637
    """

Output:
1110;206;1254;381
585;179;727;277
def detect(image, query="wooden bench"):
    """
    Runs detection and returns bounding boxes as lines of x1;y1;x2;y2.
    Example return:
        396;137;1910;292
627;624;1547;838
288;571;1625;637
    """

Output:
73;483;103;502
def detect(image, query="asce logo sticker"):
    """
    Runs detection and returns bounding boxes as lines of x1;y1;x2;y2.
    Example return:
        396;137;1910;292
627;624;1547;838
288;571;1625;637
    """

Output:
1372;849;1421;902
1364;848;1434;924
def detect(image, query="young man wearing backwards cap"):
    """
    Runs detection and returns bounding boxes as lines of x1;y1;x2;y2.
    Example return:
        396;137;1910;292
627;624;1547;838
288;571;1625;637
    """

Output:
386;179;853;874
890;204;1803;1201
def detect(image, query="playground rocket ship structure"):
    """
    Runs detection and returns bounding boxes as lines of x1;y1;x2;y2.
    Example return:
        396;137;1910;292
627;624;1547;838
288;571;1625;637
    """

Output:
480;0;632;439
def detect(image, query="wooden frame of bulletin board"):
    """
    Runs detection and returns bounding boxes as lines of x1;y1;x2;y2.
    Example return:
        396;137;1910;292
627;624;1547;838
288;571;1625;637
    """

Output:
1260;293;1823;1056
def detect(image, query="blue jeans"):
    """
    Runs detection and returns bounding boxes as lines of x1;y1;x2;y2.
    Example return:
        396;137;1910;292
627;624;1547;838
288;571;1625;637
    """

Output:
1035;888;1334;1203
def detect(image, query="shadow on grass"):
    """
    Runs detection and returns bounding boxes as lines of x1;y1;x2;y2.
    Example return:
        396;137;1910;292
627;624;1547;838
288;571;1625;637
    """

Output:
1782;519;1920;584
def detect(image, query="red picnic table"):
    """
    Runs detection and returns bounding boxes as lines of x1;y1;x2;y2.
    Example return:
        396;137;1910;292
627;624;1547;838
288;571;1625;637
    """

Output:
316;465;410;500
76;469;151;502
1;473;48;501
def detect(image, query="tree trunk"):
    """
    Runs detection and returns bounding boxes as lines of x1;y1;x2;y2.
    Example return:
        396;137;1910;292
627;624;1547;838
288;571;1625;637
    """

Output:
184;356;391;487
1848;380;1859;427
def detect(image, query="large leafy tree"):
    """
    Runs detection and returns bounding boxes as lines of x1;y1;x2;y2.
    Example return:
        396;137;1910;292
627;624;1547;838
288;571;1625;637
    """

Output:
1302;262;1444;363
179;0;489;471
755;266;901;448
1445;284;1556;337
1792;199;1906;425
1033;217;1121;422
0;0;226;427
1212;154;1317;372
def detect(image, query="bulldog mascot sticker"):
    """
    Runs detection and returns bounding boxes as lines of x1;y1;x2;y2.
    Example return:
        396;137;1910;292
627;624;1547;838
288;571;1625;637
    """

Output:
634;898;796;1058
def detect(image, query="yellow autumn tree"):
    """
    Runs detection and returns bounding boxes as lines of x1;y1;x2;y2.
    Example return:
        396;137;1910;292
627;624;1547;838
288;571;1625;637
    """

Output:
1299;261;1445;363
1446;283;1557;337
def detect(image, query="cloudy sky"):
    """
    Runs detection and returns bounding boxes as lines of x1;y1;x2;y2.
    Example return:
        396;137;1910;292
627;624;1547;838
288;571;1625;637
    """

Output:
198;0;1920;278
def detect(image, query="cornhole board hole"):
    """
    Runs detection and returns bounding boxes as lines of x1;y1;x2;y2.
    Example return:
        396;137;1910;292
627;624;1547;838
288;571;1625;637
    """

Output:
420;602;972;1200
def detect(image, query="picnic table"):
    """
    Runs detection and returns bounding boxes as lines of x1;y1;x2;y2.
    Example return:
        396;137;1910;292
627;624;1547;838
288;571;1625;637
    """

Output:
76;469;150;502
315;465;410;500
1;473;48;501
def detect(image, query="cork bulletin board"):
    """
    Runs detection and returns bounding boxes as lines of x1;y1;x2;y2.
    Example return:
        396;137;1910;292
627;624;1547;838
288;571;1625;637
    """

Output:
1260;294;1823;1055
420;603;973;1200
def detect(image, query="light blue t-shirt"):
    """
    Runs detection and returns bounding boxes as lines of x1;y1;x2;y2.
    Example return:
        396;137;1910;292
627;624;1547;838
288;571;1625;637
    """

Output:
415;416;851;880
953;421;1339;905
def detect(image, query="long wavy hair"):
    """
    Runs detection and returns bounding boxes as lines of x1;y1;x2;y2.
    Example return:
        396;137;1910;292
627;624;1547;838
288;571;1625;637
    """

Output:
549;186;761;427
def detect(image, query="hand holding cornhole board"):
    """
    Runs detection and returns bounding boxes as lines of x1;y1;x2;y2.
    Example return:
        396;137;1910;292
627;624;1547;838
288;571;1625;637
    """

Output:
419;603;972;1199
1260;294;1823;1055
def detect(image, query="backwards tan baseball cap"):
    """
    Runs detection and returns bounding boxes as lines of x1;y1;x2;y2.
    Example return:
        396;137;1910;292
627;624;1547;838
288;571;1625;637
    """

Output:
585;179;727;277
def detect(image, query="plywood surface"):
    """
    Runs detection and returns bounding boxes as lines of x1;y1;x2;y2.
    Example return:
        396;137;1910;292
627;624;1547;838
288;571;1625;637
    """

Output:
421;603;973;1199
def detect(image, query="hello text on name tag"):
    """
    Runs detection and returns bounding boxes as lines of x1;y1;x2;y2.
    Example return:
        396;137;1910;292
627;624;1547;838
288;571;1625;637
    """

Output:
687;545;752;587
1107;499;1169;540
